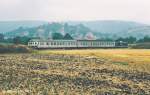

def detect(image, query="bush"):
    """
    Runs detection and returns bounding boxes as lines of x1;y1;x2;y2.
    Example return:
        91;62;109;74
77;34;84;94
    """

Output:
0;44;32;53
130;43;150;49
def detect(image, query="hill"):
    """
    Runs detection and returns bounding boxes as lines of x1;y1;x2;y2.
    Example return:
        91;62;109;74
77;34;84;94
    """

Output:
5;23;94;40
2;20;150;39
0;21;47;33
68;20;150;39
68;20;145;32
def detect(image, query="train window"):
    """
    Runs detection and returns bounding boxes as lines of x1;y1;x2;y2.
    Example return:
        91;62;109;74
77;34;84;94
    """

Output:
51;42;53;45
46;42;49;45
61;42;62;45
100;42;102;45
107;42;109;45
83;42;85;46
56;42;59;45
70;42;72;45
62;42;64;45
40;42;44;45
73;42;76;45
64;42;66;45
98;42;100;46
82;42;85;45
50;42;51;45
91;42;93;46
94;42;96;46
85;42;88;46
71;42;73;45
81;42;83;45
58;42;60;45
59;42;62;45
92;42;94;46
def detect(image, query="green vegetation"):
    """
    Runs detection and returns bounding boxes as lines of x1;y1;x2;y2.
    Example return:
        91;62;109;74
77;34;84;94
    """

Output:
13;36;31;45
52;33;73;40
130;43;150;49
116;36;137;44
0;33;4;41
137;36;150;43
52;32;64;40
4;23;93;39
0;42;13;45
63;33;73;40
0;44;32;53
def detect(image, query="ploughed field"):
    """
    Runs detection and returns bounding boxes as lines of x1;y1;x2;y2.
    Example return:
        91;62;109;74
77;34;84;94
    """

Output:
0;49;150;95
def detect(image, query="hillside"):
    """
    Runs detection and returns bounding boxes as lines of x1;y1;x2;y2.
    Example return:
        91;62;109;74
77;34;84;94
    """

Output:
2;20;150;39
68;20;145;33
68;20;150;39
5;23;94;40
0;21;47;33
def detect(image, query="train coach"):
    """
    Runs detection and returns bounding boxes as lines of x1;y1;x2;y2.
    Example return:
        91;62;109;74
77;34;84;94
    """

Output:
28;39;128;49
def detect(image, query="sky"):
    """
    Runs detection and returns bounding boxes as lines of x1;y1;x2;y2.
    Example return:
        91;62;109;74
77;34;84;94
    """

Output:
0;0;150;24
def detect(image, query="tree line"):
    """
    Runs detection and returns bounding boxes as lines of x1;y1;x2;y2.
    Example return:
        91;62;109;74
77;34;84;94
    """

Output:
1;33;150;45
115;36;150;44
0;33;73;45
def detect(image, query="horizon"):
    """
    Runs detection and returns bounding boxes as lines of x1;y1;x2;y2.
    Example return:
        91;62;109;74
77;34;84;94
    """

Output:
0;19;149;26
0;0;150;24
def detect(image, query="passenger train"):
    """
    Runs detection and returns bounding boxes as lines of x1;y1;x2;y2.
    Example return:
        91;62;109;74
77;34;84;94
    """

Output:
28;39;128;49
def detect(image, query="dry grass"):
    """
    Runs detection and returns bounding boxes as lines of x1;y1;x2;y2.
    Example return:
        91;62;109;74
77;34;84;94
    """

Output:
0;49;150;95
38;49;150;73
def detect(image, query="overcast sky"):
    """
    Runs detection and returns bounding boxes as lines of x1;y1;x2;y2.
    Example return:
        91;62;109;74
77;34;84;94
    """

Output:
0;0;150;24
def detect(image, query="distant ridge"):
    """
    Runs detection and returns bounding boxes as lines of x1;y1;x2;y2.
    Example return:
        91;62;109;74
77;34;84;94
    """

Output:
68;20;147;33
67;20;150;38
0;20;48;33
1;20;150;39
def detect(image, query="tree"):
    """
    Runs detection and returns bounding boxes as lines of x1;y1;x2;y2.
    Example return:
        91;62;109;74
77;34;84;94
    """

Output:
116;36;137;44
52;33;64;40
115;37;126;42
143;36;150;42
137;36;150;43
63;33;73;40
13;36;31;45
0;33;4;42
126;36;137;44
13;36;21;44
20;36;31;45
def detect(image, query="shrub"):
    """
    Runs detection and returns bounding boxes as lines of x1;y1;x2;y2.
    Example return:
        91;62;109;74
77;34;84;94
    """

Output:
0;44;32;53
130;43;150;49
